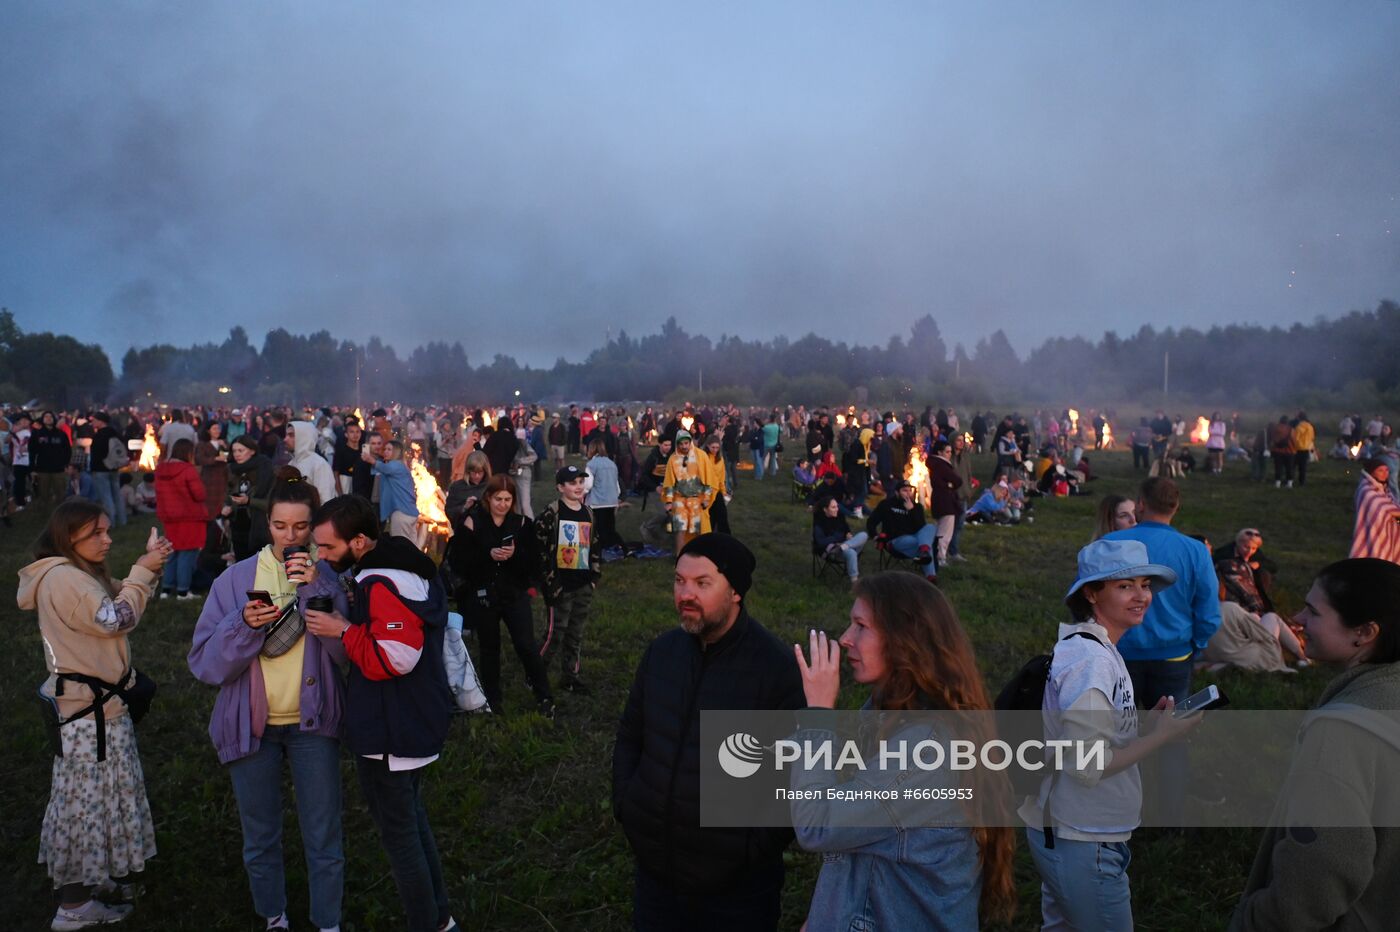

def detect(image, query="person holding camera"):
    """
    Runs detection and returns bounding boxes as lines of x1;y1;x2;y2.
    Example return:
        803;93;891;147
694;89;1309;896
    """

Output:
446;473;554;717
18;500;172;930
188;473;348;932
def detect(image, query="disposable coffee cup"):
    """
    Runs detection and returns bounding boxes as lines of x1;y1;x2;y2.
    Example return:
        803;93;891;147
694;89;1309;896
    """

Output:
306;596;334;613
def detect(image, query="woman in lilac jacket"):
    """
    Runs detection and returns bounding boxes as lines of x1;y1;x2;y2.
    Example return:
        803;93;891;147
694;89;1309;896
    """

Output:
188;474;348;932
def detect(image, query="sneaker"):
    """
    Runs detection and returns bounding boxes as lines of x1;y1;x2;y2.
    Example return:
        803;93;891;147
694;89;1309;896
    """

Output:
947;554;969;564
439;918;460;932
93;879;141;905
266;915;291;931
915;546;933;566
51;900;133;930
537;697;557;720
1295;658;1312;669
177;592;199;601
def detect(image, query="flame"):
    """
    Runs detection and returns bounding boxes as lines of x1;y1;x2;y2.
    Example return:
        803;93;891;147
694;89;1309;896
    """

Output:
680;414;694;432
1190;417;1210;444
904;445;931;506
1068;409;1080;432
963;431;974;446
1350;442;1364;458
1101;422;1114;448
353;407;363;424
481;411;493;429
835;413;847;428
407;443;451;534
138;424;160;471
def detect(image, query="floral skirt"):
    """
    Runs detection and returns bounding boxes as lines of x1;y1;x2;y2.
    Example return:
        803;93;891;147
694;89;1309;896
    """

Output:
39;714;157;888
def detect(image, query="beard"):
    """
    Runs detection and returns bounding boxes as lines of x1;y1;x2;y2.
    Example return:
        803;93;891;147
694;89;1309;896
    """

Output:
677;601;730;640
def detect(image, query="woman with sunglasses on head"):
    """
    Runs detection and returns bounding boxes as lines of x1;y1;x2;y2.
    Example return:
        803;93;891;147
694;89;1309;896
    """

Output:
791;573;1017;930
18;500;172;930
188;472;348;932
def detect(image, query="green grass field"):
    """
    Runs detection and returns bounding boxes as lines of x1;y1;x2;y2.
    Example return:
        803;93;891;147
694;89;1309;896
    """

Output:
0;446;1364;930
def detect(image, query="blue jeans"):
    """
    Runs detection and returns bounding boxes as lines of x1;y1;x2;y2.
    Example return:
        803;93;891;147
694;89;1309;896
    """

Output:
161;548;198;594
356;757;450;932
227;726;343;929
90;471;126;527
751;449;765;478
763;447;778;476
891;525;939;578
1025;827;1133;932
1125;658;1192;825
834;532;869;578
723;452;737;490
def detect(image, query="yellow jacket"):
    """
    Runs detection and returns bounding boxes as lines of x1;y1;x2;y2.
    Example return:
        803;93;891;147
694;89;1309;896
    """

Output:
1292;420;1315;453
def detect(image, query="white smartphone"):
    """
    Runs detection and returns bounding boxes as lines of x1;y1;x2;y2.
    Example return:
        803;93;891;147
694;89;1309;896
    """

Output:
1173;684;1228;718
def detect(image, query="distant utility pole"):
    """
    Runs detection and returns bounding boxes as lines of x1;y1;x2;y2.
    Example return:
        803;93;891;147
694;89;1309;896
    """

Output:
699;368;704;394
355;349;362;413
1163;351;1169;402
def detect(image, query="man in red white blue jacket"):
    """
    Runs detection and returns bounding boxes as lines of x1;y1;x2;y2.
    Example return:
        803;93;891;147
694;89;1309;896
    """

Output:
308;495;457;932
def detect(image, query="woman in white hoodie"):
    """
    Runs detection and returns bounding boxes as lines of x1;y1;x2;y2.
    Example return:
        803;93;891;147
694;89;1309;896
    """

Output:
287;421;337;507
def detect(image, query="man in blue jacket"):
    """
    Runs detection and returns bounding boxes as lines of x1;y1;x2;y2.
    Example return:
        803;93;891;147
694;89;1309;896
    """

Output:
1104;476;1221;824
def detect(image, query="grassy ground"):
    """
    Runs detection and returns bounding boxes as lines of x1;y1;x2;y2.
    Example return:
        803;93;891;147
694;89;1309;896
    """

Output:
0;445;1363;930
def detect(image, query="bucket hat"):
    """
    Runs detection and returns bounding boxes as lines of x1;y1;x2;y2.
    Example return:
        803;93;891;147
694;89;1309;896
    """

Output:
1064;538;1176;603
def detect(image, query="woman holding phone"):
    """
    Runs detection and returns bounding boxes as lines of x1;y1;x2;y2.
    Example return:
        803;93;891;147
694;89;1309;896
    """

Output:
1021;538;1202;931
446;473;554;717
18;501;171;930
188;472;348;932
790;573;1017;930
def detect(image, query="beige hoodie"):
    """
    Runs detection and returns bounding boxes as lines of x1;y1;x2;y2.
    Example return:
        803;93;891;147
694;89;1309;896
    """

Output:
17;557;157;720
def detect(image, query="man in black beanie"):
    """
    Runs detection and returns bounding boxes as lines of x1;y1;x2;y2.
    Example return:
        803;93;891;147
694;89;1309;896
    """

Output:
612;533;804;931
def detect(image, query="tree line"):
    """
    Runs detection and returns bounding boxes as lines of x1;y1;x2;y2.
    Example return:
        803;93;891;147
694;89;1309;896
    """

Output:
1;301;1397;409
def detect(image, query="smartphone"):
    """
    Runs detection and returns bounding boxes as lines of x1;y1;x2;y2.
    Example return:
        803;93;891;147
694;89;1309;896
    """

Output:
499;534;515;546
246;590;273;607
1173;684;1228;718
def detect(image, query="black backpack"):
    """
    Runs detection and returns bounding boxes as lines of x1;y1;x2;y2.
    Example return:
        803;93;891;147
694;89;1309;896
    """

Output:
994;631;1106;846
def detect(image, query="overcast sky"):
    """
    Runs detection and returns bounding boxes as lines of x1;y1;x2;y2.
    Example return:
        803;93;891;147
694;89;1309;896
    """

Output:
2;2;1397;368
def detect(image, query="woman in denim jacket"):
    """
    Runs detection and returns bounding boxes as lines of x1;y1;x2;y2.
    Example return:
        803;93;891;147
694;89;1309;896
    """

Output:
791;573;1016;930
188;473;348;932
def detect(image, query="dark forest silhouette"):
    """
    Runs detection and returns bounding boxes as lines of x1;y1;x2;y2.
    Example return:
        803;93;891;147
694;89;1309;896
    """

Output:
2;301;1397;408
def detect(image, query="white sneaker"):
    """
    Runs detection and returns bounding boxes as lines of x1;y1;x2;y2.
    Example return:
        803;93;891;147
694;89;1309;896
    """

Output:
176;592;199;601
51;900;133;930
266;914;290;931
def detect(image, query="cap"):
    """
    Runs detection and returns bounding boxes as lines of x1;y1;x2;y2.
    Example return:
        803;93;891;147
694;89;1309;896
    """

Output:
556;465;587;485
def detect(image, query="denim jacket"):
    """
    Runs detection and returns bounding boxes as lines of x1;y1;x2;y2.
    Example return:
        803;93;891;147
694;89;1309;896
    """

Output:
790;708;982;931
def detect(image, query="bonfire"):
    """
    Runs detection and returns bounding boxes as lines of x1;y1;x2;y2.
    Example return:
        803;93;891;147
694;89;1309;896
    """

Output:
1101;422;1115;449
138;424;160;471
904;446;931;508
1190;416;1210;444
407;443;452;553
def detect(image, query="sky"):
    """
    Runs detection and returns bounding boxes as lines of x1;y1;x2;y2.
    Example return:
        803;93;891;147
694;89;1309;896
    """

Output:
2;1;1398;369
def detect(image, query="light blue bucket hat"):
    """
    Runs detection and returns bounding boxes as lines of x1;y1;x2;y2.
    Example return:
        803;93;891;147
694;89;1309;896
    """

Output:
1064;538;1177;604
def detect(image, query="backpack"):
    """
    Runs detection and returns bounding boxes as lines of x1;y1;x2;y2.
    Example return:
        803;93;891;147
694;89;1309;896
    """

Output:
103;436;128;470
994;632;1105;810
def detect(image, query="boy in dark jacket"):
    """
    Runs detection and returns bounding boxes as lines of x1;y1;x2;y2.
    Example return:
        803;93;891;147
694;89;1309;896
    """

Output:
309;495;458;932
534;465;602;693
613;534;804;931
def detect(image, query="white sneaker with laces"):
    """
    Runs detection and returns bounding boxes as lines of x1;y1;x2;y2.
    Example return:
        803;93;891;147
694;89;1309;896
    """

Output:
51;900;133;930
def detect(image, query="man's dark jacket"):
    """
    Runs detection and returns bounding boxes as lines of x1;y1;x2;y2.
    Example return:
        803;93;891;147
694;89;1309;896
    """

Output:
612;610;804;894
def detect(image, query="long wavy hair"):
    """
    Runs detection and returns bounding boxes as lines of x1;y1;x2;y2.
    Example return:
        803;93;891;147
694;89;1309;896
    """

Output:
852;573;1016;925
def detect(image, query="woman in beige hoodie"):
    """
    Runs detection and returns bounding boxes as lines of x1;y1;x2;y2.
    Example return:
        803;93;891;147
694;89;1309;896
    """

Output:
17;500;171;930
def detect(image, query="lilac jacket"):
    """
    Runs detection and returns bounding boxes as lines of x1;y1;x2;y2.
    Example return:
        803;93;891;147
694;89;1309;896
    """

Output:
188;553;348;764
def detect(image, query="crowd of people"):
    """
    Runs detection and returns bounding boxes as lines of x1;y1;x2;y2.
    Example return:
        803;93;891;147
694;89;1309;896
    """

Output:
11;396;1400;931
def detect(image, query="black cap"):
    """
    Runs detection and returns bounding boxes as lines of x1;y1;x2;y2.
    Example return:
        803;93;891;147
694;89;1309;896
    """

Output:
677;533;756;598
555;465;587;485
